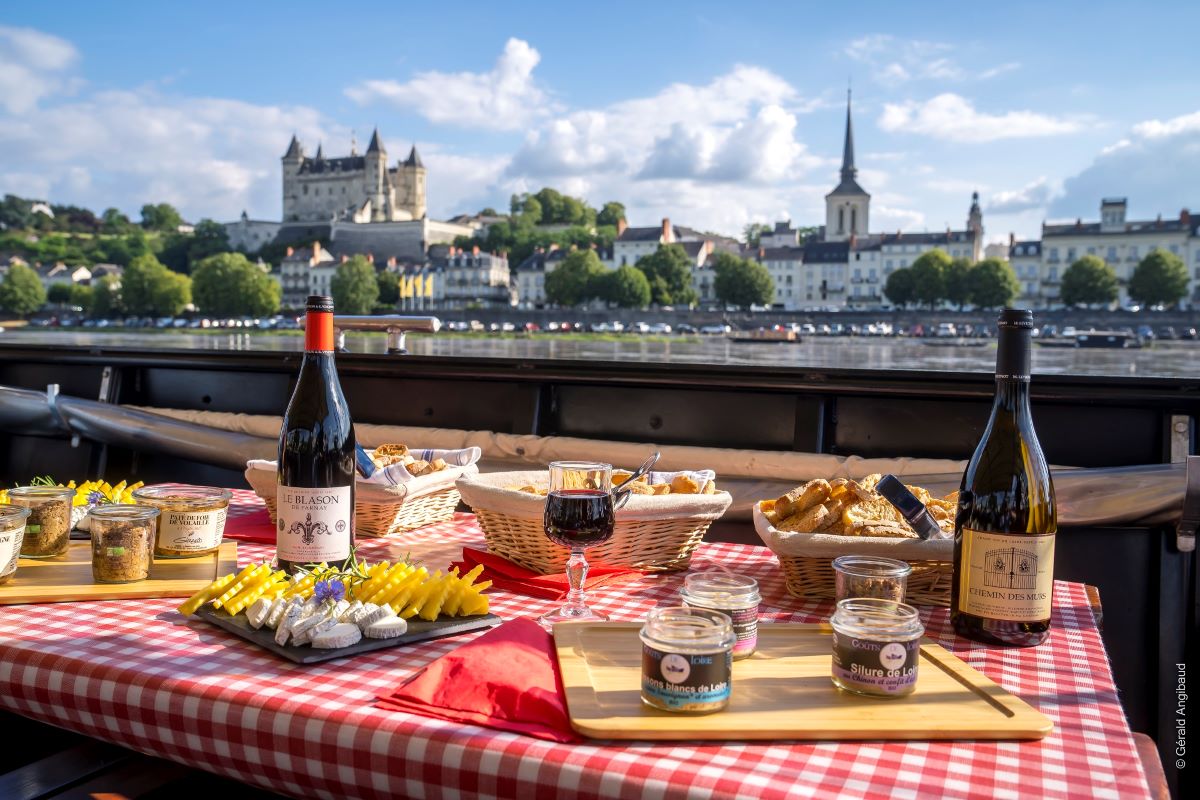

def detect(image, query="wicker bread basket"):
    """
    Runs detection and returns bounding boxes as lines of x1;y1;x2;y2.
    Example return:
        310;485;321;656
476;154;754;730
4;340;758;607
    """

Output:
244;463;476;538
752;503;954;606
456;470;732;574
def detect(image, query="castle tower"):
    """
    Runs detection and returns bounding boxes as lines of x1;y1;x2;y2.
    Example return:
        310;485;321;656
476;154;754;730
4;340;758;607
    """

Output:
824;90;870;242
364;128;389;222
967;191;983;260
281;134;305;222
398;144;427;219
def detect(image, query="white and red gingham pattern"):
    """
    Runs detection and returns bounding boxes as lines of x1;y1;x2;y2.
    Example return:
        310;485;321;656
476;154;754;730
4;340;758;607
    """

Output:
0;488;1149;800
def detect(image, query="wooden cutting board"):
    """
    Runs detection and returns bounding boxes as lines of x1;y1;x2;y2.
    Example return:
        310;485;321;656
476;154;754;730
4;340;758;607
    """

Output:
554;622;1053;741
0;540;238;605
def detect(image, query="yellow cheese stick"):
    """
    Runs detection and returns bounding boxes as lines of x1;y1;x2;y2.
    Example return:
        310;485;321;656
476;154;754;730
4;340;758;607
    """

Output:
283;572;317;599
399;571;441;618
211;564;269;609
358;562;405;602
372;566;423;606
417;574;455;621
178;572;237;616
384;568;430;611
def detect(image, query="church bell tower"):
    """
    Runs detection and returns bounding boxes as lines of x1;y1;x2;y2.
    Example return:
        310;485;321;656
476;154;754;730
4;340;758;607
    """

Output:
824;91;870;242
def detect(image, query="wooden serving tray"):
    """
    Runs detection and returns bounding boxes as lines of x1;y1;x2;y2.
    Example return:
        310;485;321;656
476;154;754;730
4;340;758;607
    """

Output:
554;622;1053;741
195;605;502;664
0;540;238;605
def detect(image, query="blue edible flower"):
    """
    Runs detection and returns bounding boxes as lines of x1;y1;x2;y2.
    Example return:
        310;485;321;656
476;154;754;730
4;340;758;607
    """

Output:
314;579;345;603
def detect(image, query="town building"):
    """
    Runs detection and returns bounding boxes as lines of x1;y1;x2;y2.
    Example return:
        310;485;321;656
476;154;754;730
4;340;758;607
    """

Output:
747;92;983;311
428;245;511;308
278;243;337;309
225;212;282;253
35;263;92;288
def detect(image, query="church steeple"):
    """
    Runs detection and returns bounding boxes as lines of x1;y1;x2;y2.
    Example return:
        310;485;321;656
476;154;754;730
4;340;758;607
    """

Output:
840;90;857;181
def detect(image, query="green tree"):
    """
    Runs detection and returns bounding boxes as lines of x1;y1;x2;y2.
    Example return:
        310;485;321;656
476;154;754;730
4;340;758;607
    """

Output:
46;283;74;304
376;270;400;306
908;248;952;310
89;275;122;317
595;264;651;308
635;243;697;306
0;263;47;315
713;252;774;309
967;257;1020;309
140;203;184;232
157;232;192;272
742;223;772;248
122;253;192;315
69;283;94;312
191;252;280;316
100;208;135;235
597;202;626;228
187;219;231;267
1060;255;1119;307
331;255;379;315
544;250;606;307
944;257;974;310
883;268;915;308
1129;248;1189;307
0;194;33;230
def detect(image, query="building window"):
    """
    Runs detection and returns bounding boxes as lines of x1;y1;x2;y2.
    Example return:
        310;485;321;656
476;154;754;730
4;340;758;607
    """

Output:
885;260;893;270
1170;244;1180;255
1107;247;1117;260
1067;248;1076;261
838;208;845;233
1129;246;1138;258
851;207;857;232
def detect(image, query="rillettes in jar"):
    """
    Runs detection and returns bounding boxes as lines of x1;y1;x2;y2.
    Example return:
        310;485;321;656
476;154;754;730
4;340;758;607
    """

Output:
0;506;32;585
830;597;924;698
90;505;159;583
679;571;761;659
640;606;735;713
132;485;231;557
8;486;75;559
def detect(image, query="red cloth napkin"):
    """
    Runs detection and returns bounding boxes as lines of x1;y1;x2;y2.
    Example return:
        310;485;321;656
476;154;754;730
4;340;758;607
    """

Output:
451;547;642;601
376;617;580;743
221;507;276;544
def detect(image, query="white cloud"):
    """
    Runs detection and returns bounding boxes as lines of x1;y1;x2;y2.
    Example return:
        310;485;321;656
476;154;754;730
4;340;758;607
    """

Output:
987;177;1058;213
926;177;986;194
345;38;553;131
844;34;1017;85
879;93;1083;142
0;88;340;221
873;204;926;230
1051;109;1200;219
0;25;80;113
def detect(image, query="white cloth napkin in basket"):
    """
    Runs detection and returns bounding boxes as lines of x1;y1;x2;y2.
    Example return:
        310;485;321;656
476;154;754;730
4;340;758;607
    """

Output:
246;446;481;502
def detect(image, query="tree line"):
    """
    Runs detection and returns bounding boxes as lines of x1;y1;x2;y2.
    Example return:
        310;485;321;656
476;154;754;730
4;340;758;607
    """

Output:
540;243;775;310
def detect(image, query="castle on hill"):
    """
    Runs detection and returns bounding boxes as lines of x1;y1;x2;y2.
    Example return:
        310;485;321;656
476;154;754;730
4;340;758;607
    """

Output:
282;129;426;223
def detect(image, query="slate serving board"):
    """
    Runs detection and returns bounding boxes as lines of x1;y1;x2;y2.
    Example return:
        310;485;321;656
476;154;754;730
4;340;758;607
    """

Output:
195;605;501;664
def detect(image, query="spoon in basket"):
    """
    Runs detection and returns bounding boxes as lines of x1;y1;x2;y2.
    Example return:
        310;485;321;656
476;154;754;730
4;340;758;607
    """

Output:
612;451;661;508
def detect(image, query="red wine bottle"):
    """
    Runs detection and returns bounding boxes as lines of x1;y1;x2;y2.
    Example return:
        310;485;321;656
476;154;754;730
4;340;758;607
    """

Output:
276;295;355;574
951;308;1056;646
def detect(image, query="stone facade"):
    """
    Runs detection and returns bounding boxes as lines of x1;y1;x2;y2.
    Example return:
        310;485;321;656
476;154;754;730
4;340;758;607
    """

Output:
281;130;426;224
225;212;282;252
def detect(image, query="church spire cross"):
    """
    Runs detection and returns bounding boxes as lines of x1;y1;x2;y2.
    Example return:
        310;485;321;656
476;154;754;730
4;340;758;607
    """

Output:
841;89;857;180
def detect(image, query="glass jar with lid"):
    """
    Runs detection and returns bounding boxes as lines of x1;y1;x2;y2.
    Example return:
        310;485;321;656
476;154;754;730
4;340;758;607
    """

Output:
132;485;231;557
830;597;924;698
0;506;32;585
90;505;159;583
8;486;75;558
679;571;761;659
640;606;735;713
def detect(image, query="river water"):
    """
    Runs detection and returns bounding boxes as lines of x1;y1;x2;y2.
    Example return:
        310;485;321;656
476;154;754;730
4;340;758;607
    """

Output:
2;329;1197;377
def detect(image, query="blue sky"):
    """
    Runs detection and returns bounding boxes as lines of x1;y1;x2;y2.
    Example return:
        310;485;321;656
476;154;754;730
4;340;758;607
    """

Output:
1;0;1197;242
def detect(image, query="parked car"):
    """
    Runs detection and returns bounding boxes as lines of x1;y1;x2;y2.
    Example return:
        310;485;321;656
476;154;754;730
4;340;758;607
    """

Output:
648;322;672;334
933;322;956;338
631;322;651;334
523;322;540;332
699;324;731;335
799;323;816;335
1136;325;1155;340
675;323;697;334
1181;327;1197;340
1060;326;1078;339
1157;326;1178;340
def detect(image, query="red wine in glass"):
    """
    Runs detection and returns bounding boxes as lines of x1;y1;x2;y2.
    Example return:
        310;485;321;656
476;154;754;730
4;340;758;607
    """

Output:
545;489;615;549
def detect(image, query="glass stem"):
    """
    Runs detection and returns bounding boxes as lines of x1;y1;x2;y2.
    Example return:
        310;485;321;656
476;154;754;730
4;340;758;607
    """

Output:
564;549;588;612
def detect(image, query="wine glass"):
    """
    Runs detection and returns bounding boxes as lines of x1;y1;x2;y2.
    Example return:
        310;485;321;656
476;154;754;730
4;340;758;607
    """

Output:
537;461;616;628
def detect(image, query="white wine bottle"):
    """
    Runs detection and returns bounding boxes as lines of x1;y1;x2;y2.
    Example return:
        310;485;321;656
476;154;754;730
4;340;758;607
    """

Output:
276;295;356;574
952;309;1056;647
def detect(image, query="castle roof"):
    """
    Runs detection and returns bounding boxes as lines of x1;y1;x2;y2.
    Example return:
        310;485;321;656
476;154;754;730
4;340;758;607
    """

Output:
366;128;384;154
298;156;366;175
804;241;850;263
1042;216;1195;237
880;230;976;247
283;135;303;160
405;145;423;168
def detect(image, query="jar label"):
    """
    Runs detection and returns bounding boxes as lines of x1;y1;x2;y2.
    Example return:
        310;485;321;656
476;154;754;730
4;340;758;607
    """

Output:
276;485;352;563
641;644;731;711
831;630;920;695
0;526;26;576
957;528;1055;622
160;508;227;552
682;601;758;656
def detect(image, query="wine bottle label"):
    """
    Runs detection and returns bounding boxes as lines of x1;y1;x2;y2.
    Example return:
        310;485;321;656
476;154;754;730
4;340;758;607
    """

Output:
958;528;1055;622
158;509;226;553
276;485;352;563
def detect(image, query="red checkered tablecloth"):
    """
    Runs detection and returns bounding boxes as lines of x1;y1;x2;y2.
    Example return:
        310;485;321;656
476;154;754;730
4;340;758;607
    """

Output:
0;489;1149;799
